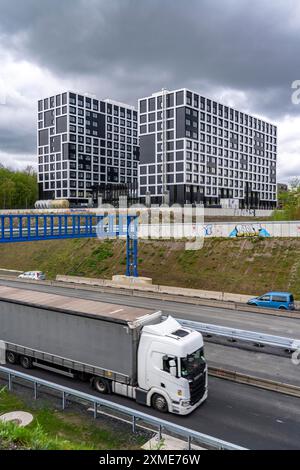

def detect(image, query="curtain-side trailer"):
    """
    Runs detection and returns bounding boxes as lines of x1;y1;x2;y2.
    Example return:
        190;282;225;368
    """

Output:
0;286;207;415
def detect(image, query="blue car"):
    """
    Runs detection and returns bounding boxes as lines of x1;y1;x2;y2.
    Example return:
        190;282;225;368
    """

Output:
247;292;295;310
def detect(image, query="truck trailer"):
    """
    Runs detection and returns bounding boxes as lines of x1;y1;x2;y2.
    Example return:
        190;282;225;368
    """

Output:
0;285;208;415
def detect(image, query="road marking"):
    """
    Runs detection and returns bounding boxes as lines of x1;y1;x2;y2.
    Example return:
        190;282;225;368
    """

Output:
109;308;124;314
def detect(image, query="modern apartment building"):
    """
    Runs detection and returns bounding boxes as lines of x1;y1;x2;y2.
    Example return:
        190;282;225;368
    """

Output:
37;91;139;204
138;88;277;208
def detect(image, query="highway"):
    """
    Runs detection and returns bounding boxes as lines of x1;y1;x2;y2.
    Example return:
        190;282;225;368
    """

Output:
2;363;300;450
0;277;300;386
0;277;300;448
0;277;300;338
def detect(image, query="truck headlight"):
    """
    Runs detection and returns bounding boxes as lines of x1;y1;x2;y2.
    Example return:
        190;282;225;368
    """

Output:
181;400;190;407
177;390;183;397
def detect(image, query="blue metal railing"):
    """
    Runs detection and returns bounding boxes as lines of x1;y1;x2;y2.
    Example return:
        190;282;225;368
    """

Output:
0;214;138;277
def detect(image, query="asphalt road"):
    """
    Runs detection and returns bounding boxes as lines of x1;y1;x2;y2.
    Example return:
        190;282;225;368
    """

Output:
0;277;300;338
2;278;300;387
1;278;299;449
2;363;300;450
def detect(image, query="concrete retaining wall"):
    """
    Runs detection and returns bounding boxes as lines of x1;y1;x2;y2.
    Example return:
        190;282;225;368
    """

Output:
204;208;273;217
203;220;300;238
0;208;273;217
137;220;300;239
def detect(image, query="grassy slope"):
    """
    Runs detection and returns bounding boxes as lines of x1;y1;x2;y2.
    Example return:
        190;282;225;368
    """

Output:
0;387;144;450
0;237;299;297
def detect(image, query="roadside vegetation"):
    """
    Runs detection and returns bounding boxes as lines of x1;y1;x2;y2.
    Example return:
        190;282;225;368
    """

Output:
0;236;300;297
273;178;300;221
0;165;37;209
0;387;145;450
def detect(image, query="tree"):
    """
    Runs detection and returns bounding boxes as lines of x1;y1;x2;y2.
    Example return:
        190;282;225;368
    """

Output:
0;165;38;209
24;165;36;177
274;178;300;220
290;177;300;191
0;179;16;209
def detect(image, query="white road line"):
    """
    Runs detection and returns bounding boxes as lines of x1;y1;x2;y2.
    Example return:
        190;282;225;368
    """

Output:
109;308;124;314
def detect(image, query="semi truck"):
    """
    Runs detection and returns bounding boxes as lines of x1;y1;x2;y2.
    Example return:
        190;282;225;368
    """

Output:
0;285;208;415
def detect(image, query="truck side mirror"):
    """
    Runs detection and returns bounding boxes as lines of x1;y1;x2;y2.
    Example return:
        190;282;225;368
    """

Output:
169;359;177;377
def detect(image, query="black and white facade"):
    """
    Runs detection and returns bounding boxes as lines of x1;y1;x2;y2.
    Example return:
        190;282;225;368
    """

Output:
138;89;277;208
37;92;138;204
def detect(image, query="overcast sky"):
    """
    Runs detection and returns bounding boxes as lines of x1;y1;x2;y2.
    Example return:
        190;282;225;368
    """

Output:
0;0;299;181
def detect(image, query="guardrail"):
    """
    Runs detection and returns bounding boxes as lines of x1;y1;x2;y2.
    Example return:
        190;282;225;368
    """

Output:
177;319;300;352
209;367;300;398
0;366;246;451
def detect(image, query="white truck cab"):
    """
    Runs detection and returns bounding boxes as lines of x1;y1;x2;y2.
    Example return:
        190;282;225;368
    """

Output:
137;316;208;415
0;285;207;417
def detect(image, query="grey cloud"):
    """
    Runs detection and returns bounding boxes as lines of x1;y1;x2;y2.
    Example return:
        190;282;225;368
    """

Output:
0;0;300;115
0;0;300;173
0;125;34;155
278;164;300;182
0;95;36;156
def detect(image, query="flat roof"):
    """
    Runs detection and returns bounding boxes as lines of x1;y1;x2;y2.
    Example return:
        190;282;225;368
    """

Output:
0;286;155;325
139;88;276;127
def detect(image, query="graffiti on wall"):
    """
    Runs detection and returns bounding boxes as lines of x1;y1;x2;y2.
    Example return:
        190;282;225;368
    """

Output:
233;208;256;217
203;224;213;236
229;224;271;238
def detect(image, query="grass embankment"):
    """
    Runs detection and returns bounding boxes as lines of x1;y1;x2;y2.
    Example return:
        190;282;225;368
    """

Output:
0;387;144;450
0;237;300;297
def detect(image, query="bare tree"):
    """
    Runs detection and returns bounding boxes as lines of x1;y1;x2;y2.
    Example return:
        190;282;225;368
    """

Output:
289;177;300;190
24;165;36;176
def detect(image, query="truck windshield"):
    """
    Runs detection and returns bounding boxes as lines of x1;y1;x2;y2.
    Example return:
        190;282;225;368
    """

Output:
180;348;205;379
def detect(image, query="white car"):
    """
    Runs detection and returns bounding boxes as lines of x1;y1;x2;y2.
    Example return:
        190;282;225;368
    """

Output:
18;271;46;281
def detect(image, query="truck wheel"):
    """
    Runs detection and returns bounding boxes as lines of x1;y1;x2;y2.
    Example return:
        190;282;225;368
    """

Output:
93;377;110;394
279;306;287;310
6;351;18;364
20;355;33;369
152;394;169;413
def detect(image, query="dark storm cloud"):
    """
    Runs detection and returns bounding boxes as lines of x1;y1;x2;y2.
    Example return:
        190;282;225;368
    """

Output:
0;124;34;155
0;0;300;175
0;0;299;117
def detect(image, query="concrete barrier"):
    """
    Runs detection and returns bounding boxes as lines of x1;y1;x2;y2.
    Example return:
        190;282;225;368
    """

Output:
158;284;224;300
55;275;254;304
112;275;153;286
209;366;300;398
222;292;252;303
0;268;22;276
127;283;160;293
56;275;105;287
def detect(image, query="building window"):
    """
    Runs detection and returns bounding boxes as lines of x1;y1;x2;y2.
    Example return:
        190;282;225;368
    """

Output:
176;91;184;106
